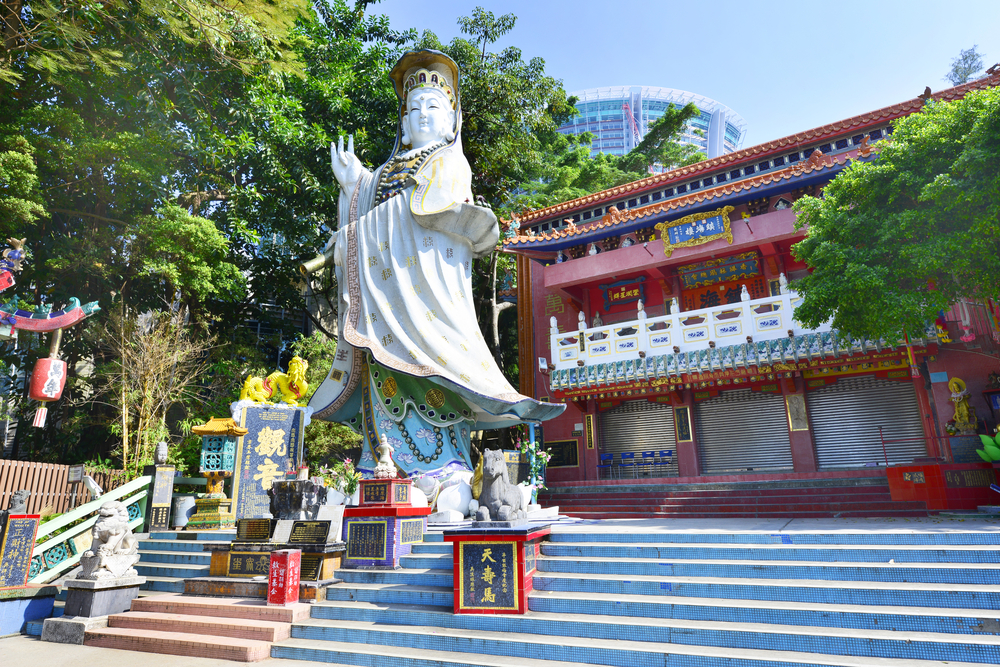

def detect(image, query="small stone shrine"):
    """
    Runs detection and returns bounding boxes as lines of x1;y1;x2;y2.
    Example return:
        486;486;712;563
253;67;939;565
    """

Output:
0;490;57;636
188;417;245;530
43;500;145;643
197;476;346;597
342;443;431;569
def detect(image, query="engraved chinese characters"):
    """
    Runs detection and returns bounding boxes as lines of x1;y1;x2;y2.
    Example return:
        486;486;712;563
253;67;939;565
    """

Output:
458;542;516;611
0;514;40;589
232;406;305;519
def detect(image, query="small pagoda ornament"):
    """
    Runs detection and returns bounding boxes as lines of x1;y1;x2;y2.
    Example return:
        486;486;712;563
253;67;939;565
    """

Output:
187;417;247;530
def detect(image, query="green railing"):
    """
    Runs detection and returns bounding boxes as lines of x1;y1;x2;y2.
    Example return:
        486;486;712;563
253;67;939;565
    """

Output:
28;475;152;584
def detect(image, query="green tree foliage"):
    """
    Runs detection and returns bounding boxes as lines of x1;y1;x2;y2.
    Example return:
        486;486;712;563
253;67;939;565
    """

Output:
0;0;309;83
791;86;1000;342
513;105;702;210
290;331;362;468
945;45;985;86
0;0;411;463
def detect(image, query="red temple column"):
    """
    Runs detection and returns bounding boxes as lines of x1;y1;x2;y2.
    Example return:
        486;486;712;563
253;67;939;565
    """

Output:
675;389;700;478
783;376;817;473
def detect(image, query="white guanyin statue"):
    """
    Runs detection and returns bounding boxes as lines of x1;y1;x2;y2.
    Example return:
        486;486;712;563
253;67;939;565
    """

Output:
307;50;564;478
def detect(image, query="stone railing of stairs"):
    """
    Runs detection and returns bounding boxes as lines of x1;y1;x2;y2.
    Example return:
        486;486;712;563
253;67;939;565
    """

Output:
537;476;930;519
268;526;1000;667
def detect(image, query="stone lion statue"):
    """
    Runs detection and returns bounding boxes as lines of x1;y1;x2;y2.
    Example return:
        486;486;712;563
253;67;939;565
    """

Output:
5;489;29;513
240;355;309;406
79;500;139;579
475;449;525;523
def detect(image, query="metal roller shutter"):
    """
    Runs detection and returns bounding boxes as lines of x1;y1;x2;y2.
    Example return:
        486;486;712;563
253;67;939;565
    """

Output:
695;389;793;474
599;400;679;476
807;375;926;469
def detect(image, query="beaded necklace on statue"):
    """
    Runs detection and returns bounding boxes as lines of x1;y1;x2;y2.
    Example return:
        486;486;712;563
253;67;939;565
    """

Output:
373;141;446;205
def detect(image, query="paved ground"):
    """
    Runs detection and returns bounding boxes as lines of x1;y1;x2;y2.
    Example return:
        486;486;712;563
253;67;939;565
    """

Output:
4;515;1000;666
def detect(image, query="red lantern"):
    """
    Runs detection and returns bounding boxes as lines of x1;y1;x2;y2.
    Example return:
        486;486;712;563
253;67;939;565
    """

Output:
29;328;66;428
29;357;67;402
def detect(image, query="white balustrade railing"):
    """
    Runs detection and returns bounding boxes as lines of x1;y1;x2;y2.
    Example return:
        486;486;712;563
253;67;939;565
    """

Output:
549;290;831;371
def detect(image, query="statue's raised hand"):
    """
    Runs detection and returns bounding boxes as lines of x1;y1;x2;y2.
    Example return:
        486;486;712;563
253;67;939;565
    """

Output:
331;134;364;195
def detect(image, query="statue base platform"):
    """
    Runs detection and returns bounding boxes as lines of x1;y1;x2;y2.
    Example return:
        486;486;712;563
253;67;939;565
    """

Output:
187;497;235;530
472;518;528;529
41;615;108;645
443;525;551;615
341;505;430;569
63;576;145;617
182;576;339;602
359;478;412;507
203;541;346;582
0;584;58;636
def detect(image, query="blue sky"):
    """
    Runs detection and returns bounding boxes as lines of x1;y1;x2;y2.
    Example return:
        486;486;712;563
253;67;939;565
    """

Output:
373;0;1000;147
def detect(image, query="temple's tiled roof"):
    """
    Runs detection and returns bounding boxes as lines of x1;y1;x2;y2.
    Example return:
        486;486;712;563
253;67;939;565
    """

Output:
505;147;853;247
508;74;1000;232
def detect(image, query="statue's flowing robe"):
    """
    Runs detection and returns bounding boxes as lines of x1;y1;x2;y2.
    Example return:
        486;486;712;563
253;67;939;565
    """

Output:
309;143;564;475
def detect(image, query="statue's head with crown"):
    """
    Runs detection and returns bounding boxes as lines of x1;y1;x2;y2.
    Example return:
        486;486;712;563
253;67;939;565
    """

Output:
389;50;461;152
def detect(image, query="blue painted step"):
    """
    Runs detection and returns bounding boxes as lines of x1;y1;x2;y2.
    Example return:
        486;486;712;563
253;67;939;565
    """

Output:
539;556;1000;584
285;617;1000;666
541;542;1000;563
531;571;1000;609
547;532;1000;546
312;599;1000;639
325;584;453;608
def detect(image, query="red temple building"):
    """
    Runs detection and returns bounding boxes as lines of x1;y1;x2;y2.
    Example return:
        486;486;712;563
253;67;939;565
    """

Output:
505;73;1000;518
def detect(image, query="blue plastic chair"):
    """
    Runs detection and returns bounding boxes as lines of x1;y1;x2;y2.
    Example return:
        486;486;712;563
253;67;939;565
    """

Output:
638;451;656;476
619;452;636;478
596;452;615;480
654;449;674;474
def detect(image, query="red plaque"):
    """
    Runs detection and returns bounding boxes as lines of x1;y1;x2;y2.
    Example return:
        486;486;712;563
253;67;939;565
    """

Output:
267;549;301;606
28;357;66;402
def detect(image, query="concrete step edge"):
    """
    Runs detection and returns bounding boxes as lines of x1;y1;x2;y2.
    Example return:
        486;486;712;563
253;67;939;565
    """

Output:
296;614;1000;646
538;555;1000;569
110;610;292;629
273;638;600;667
313;595;1000;622
85;626;272;650
526;588;1000;616
532;570;1000;591
542;541;999;551
274;635;1000;667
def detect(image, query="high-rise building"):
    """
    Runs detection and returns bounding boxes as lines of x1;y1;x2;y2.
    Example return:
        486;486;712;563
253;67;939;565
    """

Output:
559;85;747;160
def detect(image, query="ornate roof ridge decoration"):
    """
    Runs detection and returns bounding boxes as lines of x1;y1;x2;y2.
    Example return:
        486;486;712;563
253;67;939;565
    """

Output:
192;416;249;437
509;74;1000;226
504;150;855;247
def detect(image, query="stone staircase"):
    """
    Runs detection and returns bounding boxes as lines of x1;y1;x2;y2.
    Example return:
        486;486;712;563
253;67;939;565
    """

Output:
136;530;234;593
84;594;311;661
270;527;1000;667
24;530;230;636
537;477;930;519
